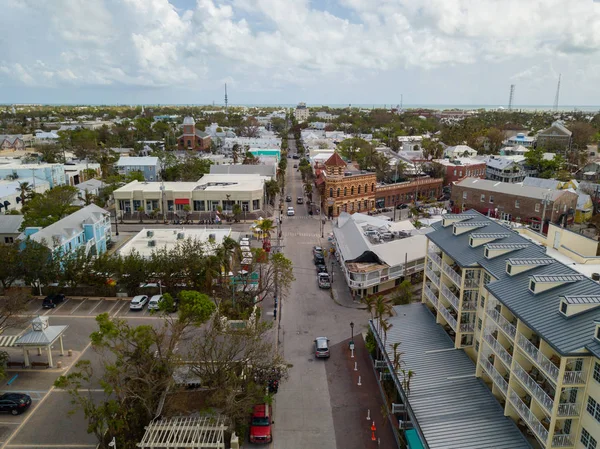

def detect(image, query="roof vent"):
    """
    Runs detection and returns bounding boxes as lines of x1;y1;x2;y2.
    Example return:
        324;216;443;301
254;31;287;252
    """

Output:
177;232;184;240
529;274;585;295
506;258;555;276
209;233;216;241
147;230;154;238
469;233;510;247
484;243;530;259
148;240;156;247
559;296;600;318
592;273;600;282
452;221;489;236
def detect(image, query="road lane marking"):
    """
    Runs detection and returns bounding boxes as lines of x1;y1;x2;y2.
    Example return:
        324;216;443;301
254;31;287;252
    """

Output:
69;299;86;315
112;300;129;317
105;300;119;316
51;298;69;314
87;300;102;316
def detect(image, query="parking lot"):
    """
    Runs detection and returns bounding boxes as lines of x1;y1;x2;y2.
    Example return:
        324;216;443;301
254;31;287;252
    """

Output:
0;296;165;449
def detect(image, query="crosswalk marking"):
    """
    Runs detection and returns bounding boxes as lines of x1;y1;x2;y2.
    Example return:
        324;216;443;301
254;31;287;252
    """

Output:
283;232;321;237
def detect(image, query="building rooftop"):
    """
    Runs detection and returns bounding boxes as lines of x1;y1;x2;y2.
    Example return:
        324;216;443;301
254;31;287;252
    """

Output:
454;177;567;201
116;156;159;167
522;176;561;190
0;215;24;234
428;211;600;355
433;157;484;167
114;174;269;194
324;152;346;167
374;303;532;449
183;116;195;125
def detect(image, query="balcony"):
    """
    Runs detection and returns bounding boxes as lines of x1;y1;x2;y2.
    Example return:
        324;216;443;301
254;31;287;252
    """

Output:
428;251;442;267
463;301;477;312
460;322;474;332
441;284;459;310
557;401;581;418
442;261;462;287
508;388;549;445
423;285;438;308
480;356;508;395
487;308;516;340
483;332;513;367
425;267;440;286
552;433;575;447
439;306;457;331
513;363;554;414
516;333;559;383
562;368;586;386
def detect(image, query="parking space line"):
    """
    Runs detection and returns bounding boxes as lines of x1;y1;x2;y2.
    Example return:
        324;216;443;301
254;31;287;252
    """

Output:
86;300;102;316
69;299;86;315
51;298;69;313
31;305;43;315
112;300;128;317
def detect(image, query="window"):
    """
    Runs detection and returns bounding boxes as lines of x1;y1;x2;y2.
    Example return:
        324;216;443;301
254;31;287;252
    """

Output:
480;296;485;308
477;318;482;330
453;169;457;176
581;428;597;449
373;285;379;294
193;200;205;211
475;341;479;352
364;200;368;209
593;362;600;383
167;200;174;211
459;170;463;176
4;237;13;244
350;202;354;211
364;184;368;193
337;188;340;197
252;199;260;210
371;183;375;192
586;397;600;423
358;185;361;194
463;191;467;200
480;194;485;202
484;248;489;258
351;186;354;195
489;195;494;204
535;203;541;212
506;264;512;274
529;280;536;292
344;187;347;196
560;302;568;314
330;188;333;198
515;200;520;209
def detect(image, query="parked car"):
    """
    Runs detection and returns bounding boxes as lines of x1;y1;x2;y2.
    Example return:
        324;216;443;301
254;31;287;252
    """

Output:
314;252;325;265
147;295;164;311
285;195;292;202
314;337;330;358
292;154;299;159
293;164;298;168
313;246;324;257
316;264;328;274
317;273;331;289
130;295;149;310
42;294;65;309
287;207;295;216
249;403;273;444
0;393;31;415
297;197;303;204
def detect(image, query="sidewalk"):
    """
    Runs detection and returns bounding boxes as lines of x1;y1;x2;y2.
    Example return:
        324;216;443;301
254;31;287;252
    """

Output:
327;333;398;449
328;255;366;310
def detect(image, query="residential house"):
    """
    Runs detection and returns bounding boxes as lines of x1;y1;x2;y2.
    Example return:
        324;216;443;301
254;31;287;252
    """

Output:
115;156;161;182
397;136;424;152
484;155;532;183
314;111;337;121
418;211;600;449
64;162;101;186
579;161;600;181
73;179;106;206
0;215;24;245
332;212;430;297
0;135;25;151
0;177;50;213
451;177;578;229
0;163;66;188
294;102;309;122
537;121;572;152
575;192;593;223
501;145;530;156
434;158;487;184
21;204;111;257
503;133;536;148
444;145;478;158
177;117;211;151
34;131;59;145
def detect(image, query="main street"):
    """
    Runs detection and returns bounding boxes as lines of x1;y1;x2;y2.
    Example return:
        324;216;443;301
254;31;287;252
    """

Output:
272;141;370;448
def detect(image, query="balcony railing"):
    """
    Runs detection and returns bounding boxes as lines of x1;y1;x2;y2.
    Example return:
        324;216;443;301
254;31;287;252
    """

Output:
480;356;508;395
552;433;575;447
516;333;559;382
439;306;457;331
460;322;474;332
557;401;581;418
441;284;459;310
487;308;516;340
483;332;513;367
428;251;442;267
423;285;438;308
508;388;549;445
425;267;440;286
463;301;478;312
563;369;586;386
442;261;462;287
513;363;554;413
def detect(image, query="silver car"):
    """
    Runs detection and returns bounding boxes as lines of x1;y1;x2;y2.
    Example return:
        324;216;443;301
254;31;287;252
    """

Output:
129;295;149;310
147;295;164;311
314;337;330;358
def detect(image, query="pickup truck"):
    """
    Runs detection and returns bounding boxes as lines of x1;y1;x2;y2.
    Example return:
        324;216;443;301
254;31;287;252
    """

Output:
318;273;331;289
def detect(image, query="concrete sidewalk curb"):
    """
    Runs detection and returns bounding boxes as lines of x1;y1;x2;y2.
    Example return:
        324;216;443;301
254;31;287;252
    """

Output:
330;289;367;310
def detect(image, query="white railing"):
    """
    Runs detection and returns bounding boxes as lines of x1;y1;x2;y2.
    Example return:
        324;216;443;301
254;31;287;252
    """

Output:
516;333;559;382
441;284;459;310
463;301;478;312
557;402;581;417
425;267;440;286
483;332;513;367
423;285;438;308
428;251;442;267
460;322;474;332
487;308;516;340
513;363;555;413
563;370;586;386
439;306;457;331
442;261;462;287
508;388;549;445
480;356;508;395
552;433;575;447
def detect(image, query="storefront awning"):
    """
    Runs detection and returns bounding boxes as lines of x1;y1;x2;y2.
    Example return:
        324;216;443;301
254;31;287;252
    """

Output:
175;199;190;205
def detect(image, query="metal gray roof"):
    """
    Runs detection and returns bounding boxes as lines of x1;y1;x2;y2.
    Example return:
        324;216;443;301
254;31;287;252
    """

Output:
508;258;555;266
378;304;532;449
15;324;67;346
562;296;600;305
427;210;600;355
0;215;24;234
455;178;568;201
485;243;530;250
522;176;561;190
443;214;477;220
531;274;585;283
471;233;510;239
453;222;489;228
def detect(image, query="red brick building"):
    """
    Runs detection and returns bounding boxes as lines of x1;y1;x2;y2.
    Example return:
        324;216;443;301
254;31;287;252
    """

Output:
375;177;443;208
433;158;486;184
177;117;211;151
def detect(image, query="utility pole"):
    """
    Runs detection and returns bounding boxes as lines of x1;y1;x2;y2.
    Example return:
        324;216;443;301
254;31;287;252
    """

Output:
553;74;561;112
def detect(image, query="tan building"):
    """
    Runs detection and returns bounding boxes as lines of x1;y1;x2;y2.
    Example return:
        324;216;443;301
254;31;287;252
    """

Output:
421;211;600;449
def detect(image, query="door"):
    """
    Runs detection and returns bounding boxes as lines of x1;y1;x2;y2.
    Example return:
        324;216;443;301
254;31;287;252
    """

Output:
0;400;11;412
553;231;561;249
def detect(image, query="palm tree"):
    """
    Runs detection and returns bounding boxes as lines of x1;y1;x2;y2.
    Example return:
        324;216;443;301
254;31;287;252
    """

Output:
257;219;275;241
362;295;376;322
374;295;392;333
391;342;404;373
380;319;392;349
78;189;96;206
18;182;33;207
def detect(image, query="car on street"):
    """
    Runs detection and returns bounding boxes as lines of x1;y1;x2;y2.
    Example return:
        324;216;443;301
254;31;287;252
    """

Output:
285;195;292;202
287;154;291;158
314;252;325;265
314;337;330;358
0;393;32;415
317;272;331;289
249;403;273;444
147;295;164;311
316;264;328;274
313;246;324;257
42;293;65;309
292;154;299;159
130;295;149;310
287;206;295;216
293;164;298;168
297;197;303;204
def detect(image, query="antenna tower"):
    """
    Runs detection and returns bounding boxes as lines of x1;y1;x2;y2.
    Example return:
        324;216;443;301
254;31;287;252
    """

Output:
553;74;561;111
224;83;228;117
508;84;515;111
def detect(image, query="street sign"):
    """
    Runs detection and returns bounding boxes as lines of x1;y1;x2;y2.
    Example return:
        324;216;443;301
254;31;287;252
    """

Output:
326;197;335;206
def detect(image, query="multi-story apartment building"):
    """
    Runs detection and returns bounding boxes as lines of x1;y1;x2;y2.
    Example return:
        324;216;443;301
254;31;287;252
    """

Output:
504;132;537;148
433;157;487;184
484;155;533;183
294;102;309;122
115;156;162;182
538;122;572;152
420;211;600;449
374;177;442;208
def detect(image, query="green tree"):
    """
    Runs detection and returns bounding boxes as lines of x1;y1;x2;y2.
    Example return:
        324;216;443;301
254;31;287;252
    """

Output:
19;239;58;293
232;204;242;222
0;243;21;289
0;290;34;379
125;170;145;183
265;180;280;205
393;280;414;305
336;137;371;162
21;185;80;229
38;143;62;163
175;290;217;326
116;251;150;295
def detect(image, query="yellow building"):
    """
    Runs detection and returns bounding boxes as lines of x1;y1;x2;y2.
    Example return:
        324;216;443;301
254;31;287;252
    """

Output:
422;213;600;449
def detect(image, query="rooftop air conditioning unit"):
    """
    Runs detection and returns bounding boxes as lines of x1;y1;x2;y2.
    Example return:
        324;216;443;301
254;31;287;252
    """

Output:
147;230;154;238
148;240;156;247
177;232;184;240
209;233;216;241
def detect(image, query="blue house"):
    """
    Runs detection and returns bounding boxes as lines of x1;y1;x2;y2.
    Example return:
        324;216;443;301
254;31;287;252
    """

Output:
21;204;111;257
115;156;161;181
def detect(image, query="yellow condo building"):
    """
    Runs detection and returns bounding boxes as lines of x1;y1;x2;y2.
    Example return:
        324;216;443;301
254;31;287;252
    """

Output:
422;212;600;449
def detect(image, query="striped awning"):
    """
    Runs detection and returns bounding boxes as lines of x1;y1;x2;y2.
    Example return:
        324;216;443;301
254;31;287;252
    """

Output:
0;335;20;347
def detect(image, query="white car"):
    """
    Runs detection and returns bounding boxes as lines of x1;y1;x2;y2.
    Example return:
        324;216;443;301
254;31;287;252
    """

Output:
287;207;295;216
147;295;164;311
130;295;149;310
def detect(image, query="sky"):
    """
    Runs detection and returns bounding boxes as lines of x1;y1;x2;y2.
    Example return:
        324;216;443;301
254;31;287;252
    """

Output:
1;0;600;107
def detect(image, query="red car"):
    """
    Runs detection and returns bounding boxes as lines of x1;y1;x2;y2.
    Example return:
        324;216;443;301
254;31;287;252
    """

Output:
249;404;273;444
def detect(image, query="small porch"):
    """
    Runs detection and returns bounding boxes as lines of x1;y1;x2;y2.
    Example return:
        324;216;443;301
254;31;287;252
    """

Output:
14;316;67;368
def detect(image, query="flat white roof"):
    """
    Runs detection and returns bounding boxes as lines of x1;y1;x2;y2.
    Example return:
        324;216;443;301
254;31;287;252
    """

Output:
118;227;233;258
114;174;268;194
433;158;485;167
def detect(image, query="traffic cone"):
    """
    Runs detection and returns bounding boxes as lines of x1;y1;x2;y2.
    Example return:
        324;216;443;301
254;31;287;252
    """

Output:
371;421;376;432
371;430;376;441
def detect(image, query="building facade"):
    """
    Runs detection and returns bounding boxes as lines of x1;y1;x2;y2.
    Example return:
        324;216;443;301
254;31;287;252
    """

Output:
0;135;25;151
294;102;309;122
422;212;600;449
537;122;572;152
504;133;537;148
115;156;161;181
0;177;50;213
375;177;443;208
0;163;66;188
434;158;487;184
177;117;211;151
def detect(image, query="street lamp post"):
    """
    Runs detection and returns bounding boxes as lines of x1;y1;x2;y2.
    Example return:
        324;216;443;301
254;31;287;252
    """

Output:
349;321;355;358
331;260;334;283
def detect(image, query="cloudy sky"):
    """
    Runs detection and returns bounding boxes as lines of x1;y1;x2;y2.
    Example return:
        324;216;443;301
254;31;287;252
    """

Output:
1;0;600;106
